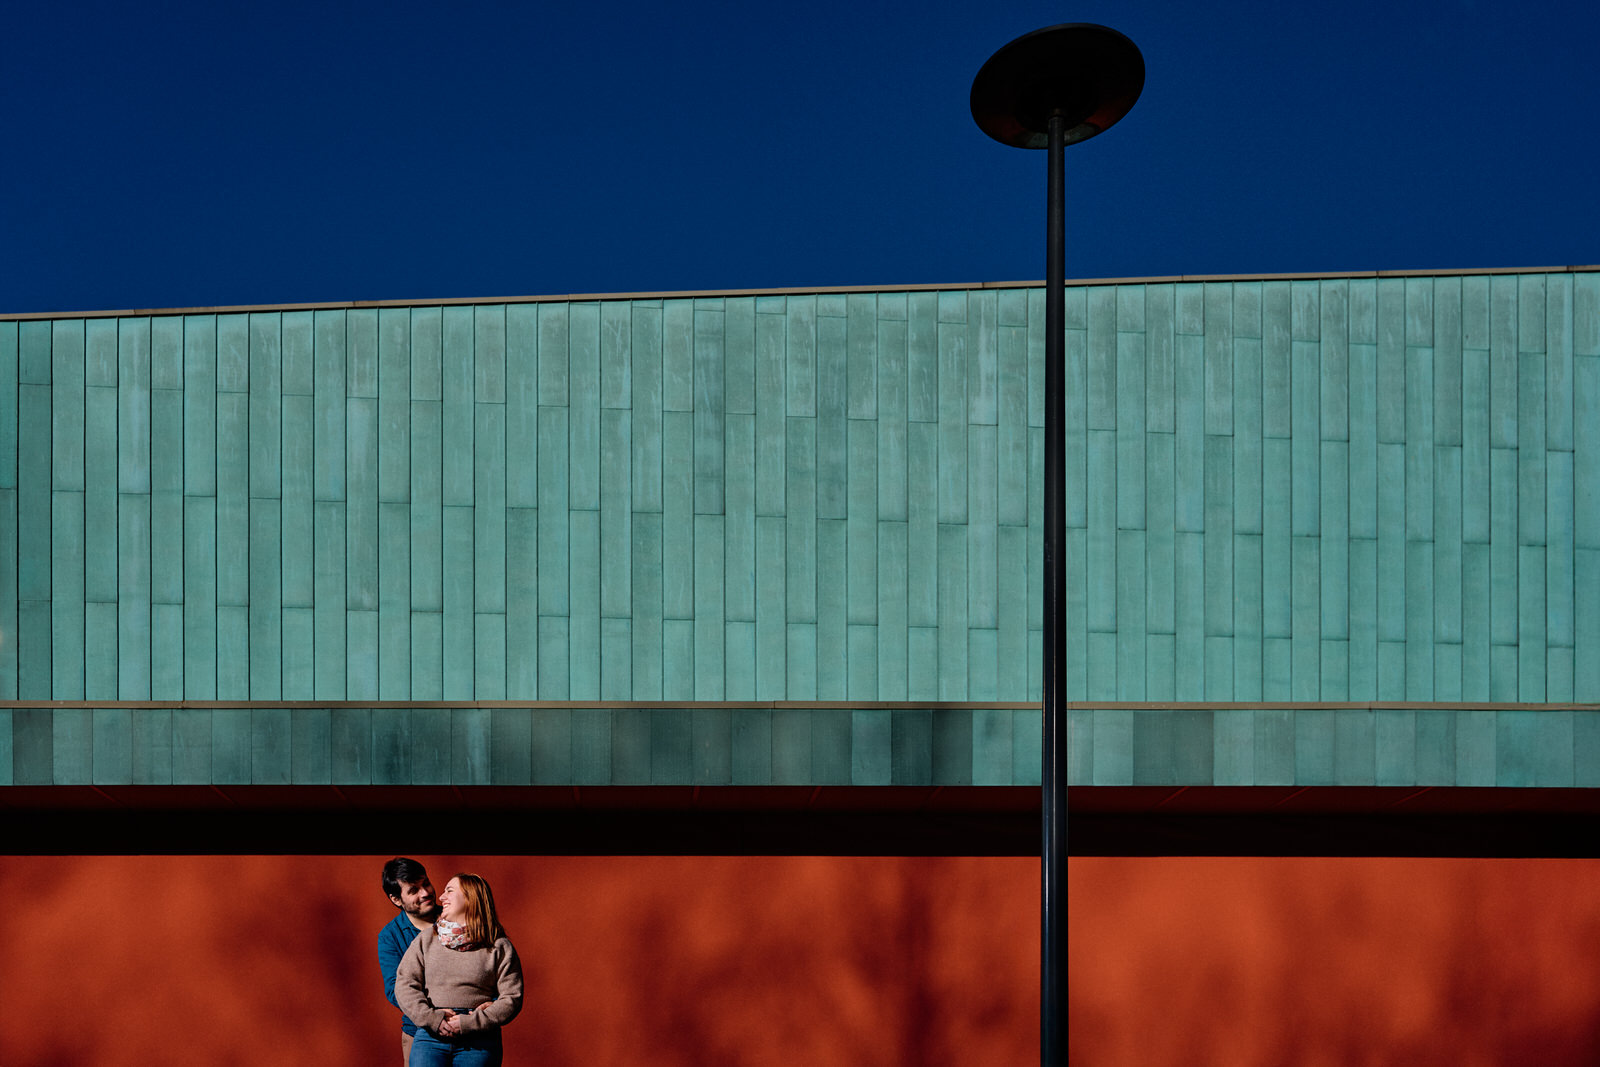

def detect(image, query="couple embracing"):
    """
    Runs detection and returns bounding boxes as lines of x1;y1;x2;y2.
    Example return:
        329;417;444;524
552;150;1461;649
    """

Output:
379;858;523;1067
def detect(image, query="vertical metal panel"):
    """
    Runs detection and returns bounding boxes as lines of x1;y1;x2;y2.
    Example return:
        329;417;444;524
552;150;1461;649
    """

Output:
171;708;212;784
852;707;892;785
663;298;694;414
347;610;379;701
1407;347;1435;543
1291;340;1321;535
378;501;410;699
212;707;251;784
506;305;539;509
664;617;695;701
50;491;85;699
538;407;570;618
410;399;443;613
248;499;281;698
313;500;347;699
905;292;938;429
936;321;968;526
489;707;531;785
442;504;474;700
936;522;968;700
694;306;726;516
378;308;411;505
1173;530;1204;700
346;395;379;616
371;708;411;785
51;321;84;493
876;519;907;700
1174;332;1204;533
1577;549;1600;701
1377;280;1406;444
632;512;664;700
631;304;664;516
312;310;346;502
119;318;152;495
602;408;635;620
730;706;772;785
118;493;151;699
1547;451;1575;653
997;523;1028;701
1116;530;1146;700
603;616;633;699
442;307;475;509
290;707;330;784
131;706;172;785
1087;430;1116;634
570;509;601;699
506;506;539;698
662;410;694;619
968;289;998;429
281;394;314;611
810;517;842;700
1405;542;1434;699
1435;279;1464;447
474;403;507;616
411;708;452;785
691;514;725;699
248;313;281;499
251;708;291;785
786;619;817;701
453;701;492;786
1518;545;1546;702
847;418;878;628
1204;283;1233;437
1087;287;1116;432
281;607;313;701
571;303;602;513
601;302;633;415
1547;275;1574;450
1461;542;1491;700
754;303;786;520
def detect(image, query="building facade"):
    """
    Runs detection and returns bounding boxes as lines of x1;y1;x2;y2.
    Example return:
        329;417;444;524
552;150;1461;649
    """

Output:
4;268;1598;852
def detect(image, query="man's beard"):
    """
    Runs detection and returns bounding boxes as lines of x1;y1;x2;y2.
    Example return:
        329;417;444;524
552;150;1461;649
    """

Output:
406;901;441;922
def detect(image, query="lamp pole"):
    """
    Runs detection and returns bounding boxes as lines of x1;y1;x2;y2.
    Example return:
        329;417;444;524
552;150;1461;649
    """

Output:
970;25;1144;1066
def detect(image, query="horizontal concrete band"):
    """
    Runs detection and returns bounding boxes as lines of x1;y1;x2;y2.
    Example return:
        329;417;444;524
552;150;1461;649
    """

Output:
0;706;1046;789
6;705;1599;790
1068;706;1600;789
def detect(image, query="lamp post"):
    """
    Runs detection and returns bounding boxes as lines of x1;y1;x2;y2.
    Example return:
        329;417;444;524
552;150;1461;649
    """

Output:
970;24;1144;1066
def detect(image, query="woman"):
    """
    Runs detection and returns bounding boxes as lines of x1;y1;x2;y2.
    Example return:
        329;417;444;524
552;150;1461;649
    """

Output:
395;873;524;1066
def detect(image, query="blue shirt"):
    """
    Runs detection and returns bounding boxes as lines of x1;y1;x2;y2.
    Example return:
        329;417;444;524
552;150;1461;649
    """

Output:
378;912;426;1036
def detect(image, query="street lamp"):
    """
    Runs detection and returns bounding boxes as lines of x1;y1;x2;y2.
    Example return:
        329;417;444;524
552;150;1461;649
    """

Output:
971;23;1144;1067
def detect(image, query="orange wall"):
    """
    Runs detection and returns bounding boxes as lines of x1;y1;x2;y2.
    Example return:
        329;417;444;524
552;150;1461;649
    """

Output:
1;855;1036;1066
7;855;1600;1065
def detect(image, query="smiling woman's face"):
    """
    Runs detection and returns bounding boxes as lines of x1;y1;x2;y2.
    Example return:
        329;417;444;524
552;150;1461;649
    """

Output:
439;877;465;923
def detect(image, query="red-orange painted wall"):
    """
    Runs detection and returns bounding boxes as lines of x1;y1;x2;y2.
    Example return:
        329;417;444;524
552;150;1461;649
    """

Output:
1;855;1036;1065
6;855;1600;1065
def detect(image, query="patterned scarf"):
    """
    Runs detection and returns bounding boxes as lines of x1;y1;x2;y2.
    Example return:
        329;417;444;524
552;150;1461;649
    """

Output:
436;918;473;950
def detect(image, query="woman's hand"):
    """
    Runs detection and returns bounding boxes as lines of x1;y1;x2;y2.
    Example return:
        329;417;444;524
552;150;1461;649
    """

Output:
438;1010;462;1038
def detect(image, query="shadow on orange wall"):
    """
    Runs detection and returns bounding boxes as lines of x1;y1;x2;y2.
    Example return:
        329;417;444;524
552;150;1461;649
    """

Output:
8;856;1600;1065
1069;858;1600;1066
0;855;1036;1066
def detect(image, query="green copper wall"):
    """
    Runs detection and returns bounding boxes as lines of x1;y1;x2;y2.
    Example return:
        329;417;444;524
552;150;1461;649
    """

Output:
3;270;1599;791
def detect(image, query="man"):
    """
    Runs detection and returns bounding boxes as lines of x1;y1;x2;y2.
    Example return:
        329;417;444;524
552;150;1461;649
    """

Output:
379;857;440;1066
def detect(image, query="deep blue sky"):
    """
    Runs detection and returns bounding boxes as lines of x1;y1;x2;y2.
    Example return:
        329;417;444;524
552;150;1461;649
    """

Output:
4;0;1596;313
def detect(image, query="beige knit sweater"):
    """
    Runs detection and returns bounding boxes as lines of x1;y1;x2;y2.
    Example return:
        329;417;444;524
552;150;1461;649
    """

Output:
395;928;524;1036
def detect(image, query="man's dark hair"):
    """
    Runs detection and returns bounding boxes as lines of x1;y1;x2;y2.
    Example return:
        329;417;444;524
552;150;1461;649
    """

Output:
382;857;429;901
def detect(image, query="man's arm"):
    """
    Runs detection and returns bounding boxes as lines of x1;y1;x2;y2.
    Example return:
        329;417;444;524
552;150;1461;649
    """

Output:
378;922;407;1011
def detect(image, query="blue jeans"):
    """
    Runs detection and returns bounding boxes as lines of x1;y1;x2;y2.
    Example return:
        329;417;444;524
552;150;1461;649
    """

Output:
408;1023;502;1067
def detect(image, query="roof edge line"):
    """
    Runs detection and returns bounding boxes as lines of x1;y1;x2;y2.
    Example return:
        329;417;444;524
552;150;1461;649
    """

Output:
6;265;1597;321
